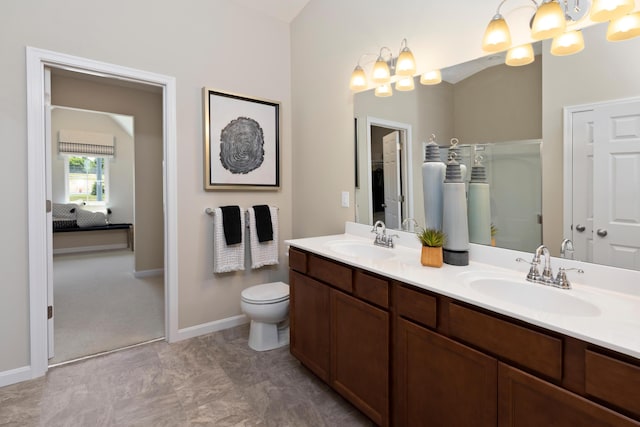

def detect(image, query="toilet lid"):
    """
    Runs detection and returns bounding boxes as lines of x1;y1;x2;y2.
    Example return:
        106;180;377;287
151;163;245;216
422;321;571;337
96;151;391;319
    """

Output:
241;282;289;304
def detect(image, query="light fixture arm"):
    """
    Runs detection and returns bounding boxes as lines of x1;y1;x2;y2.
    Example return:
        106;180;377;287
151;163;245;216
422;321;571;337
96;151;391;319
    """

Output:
495;0;539;16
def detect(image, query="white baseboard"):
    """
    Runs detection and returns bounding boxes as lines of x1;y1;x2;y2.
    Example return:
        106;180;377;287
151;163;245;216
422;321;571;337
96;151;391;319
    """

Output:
133;268;164;278
53;243;127;254
0;365;33;388
175;314;248;342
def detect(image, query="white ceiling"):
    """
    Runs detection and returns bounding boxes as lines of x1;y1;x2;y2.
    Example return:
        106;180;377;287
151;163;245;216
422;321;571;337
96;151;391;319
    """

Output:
232;0;311;23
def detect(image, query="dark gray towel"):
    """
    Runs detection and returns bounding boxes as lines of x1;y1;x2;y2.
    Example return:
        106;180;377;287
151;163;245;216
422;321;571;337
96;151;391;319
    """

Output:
253;205;273;242
220;206;242;245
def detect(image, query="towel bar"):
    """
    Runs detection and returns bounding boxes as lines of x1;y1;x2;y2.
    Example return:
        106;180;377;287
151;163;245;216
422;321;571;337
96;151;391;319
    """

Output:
205;206;279;216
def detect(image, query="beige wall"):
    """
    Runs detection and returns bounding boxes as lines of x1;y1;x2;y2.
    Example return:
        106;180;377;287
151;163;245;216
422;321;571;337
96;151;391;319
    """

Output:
52;74;164;273
542;23;640;252
453;59;542;143
0;0;291;374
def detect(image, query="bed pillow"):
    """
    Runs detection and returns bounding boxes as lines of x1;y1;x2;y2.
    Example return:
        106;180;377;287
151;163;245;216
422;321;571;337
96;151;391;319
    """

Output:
52;203;77;219
76;208;108;228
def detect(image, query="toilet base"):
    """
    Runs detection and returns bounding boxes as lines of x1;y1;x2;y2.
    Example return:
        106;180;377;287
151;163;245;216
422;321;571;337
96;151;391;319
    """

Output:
248;319;290;351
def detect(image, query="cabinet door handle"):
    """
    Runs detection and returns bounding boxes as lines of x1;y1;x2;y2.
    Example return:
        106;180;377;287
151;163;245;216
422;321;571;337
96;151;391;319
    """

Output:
575;224;586;232
596;228;608;237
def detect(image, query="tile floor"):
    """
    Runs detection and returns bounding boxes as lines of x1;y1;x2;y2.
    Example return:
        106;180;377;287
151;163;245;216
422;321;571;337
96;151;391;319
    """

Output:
0;325;373;426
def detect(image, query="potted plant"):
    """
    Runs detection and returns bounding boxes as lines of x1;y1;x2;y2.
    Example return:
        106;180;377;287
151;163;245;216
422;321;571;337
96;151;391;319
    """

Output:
417;227;446;268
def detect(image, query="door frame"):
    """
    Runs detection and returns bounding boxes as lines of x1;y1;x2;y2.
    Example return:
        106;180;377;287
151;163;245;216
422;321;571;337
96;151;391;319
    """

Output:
365;117;413;227
26;47;179;379
562;96;640;244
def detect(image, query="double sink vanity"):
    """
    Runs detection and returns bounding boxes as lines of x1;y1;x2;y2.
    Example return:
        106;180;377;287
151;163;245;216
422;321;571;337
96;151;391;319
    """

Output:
286;222;640;426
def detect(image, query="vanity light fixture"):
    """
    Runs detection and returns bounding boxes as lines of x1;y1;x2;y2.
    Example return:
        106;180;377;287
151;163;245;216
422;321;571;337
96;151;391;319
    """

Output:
606;10;640;40
420;69;443;85
590;0;635;22
551;29;585;55
531;0;567;40
482;0;639;65
375;83;393;97
505;43;536;65
349;38;417;95
396;76;415;91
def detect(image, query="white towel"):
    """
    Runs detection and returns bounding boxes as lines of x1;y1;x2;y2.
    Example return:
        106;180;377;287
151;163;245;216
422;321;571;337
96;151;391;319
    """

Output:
248;206;279;269
213;207;245;273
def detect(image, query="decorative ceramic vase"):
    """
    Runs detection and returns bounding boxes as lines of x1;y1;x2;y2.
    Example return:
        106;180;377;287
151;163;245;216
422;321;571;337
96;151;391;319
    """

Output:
421;246;443;268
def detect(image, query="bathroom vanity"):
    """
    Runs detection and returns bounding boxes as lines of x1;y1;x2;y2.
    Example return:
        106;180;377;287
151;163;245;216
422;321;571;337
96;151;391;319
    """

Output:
286;223;640;427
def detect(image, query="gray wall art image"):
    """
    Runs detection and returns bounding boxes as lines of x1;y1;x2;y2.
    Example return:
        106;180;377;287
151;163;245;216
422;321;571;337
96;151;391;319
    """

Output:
219;116;265;174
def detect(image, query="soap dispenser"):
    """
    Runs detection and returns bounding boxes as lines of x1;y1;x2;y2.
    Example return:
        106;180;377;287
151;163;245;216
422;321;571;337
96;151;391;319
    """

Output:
442;152;470;266
468;155;492;245
421;134;447;231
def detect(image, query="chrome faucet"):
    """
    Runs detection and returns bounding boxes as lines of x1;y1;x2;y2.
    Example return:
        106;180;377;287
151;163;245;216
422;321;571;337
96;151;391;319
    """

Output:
401;218;419;232
560;239;575;260
371;220;398;248
516;244;583;289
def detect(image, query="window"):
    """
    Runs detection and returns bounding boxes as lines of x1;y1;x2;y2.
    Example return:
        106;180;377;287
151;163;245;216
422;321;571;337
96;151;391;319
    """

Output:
65;155;109;205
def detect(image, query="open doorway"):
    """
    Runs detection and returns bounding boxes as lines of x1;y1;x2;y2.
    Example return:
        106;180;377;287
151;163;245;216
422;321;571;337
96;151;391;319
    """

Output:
26;47;178;379
48;105;164;364
366;118;413;230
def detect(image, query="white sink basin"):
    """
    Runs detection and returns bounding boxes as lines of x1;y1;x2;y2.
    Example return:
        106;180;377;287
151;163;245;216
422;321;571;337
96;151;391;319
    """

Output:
459;273;601;317
325;240;396;261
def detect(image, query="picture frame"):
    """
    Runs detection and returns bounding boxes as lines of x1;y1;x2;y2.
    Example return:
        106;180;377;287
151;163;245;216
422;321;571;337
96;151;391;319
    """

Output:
203;88;280;190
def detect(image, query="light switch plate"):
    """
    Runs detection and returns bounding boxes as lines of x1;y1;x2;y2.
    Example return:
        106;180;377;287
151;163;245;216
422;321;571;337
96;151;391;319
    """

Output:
341;191;350;208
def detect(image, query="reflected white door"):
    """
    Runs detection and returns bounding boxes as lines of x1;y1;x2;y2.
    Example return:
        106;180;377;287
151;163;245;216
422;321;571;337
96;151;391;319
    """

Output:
593;100;640;269
572;99;640;269
383;131;401;229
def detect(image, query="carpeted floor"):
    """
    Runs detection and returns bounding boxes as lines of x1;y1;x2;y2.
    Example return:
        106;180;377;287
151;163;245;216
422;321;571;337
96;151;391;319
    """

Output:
51;250;164;365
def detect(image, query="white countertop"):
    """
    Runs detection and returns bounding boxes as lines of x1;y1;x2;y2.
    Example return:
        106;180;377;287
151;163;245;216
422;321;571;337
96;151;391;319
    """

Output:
286;222;640;359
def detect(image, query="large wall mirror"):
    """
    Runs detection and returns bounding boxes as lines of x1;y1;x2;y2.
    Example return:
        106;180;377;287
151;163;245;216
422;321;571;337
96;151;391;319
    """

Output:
354;22;640;270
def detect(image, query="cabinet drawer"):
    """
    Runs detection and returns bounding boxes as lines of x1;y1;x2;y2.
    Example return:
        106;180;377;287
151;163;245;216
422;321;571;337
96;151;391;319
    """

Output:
396;285;437;329
450;303;562;381
354;270;389;308
308;255;352;293
289;248;307;273
585;350;640;418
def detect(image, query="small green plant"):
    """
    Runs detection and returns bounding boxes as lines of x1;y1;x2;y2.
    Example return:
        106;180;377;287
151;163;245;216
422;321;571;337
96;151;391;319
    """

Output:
490;223;498;237
417;227;446;248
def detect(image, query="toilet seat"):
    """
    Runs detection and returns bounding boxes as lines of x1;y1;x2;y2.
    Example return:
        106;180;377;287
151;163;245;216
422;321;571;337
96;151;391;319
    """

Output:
241;282;289;305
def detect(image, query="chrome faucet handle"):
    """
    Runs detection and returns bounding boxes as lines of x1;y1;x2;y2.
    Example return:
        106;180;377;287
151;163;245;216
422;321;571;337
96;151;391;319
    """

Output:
516;257;541;281
386;233;400;248
554;267;584;289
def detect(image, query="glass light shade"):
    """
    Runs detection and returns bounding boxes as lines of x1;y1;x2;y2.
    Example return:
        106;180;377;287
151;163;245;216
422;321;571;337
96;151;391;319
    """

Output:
505;44;535;66
349;65;367;91
372;57;391;84
590;0;635;22
551;30;585;55
607;11;640;41
395;76;415;91
482;15;512;52
396;47;417;76
420;69;442;85
375;83;393;97
531;0;566;40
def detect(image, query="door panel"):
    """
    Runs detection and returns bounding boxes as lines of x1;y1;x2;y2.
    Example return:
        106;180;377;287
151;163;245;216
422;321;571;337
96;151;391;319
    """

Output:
382;131;401;229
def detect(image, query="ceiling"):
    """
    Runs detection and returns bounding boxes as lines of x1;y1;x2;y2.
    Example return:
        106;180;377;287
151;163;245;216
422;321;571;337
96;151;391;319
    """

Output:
232;0;311;23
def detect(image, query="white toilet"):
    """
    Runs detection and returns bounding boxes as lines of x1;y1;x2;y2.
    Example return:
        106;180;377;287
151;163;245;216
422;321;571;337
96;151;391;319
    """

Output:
240;281;290;351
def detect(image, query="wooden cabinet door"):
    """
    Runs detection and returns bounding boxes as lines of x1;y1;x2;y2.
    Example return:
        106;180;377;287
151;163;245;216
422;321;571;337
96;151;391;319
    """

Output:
395;318;497;427
331;289;389;426
289;271;330;382
499;363;640;427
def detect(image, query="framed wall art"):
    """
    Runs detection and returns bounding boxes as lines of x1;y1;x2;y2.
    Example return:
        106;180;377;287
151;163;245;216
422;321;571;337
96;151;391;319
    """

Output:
203;88;280;190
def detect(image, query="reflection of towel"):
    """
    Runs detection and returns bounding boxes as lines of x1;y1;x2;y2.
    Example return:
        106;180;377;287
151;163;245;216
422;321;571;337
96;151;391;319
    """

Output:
213;207;245;273
248;206;279;269
253;204;273;242
220;205;242;245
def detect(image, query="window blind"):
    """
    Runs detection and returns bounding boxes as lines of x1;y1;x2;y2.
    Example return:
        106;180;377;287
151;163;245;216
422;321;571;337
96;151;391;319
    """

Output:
58;129;115;156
